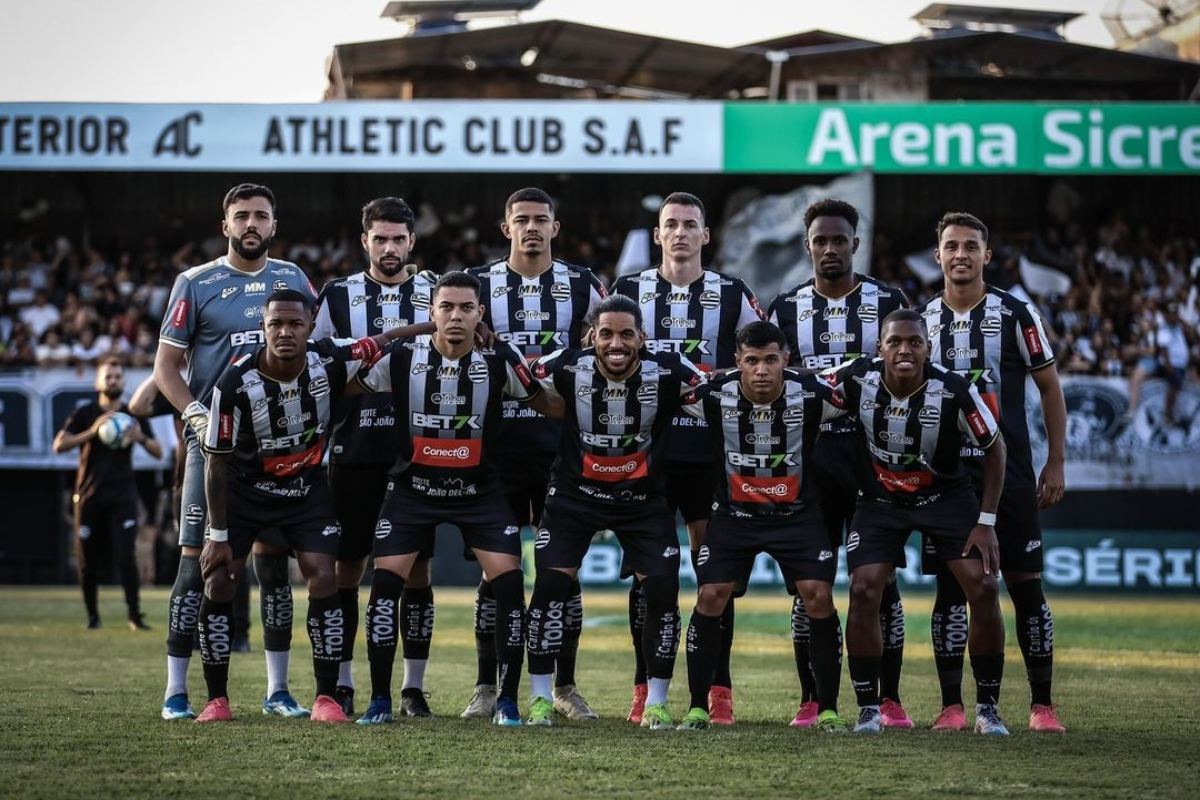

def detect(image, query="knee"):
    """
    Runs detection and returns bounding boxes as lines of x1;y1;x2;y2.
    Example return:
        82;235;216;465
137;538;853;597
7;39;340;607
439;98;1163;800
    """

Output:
965;574;999;608
307;568;336;598
849;574;881;608
206;572;236;603
640;574;679;614
805;585;834;618
695;584;730;616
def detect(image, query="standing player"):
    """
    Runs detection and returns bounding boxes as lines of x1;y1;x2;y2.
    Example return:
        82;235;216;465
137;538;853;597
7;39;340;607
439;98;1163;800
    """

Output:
524;295;705;730
154;184;317;720
465;187;606;721
612;192;762;725
195;289;417;723
825;309;1010;736
313;197;437;718
919;212;1067;733
767;199;913;728
354;271;554;727
54;358;163;630
676;322;847;732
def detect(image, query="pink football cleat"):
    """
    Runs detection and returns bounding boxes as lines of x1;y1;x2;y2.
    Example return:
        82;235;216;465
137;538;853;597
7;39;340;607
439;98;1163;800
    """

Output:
789;700;820;728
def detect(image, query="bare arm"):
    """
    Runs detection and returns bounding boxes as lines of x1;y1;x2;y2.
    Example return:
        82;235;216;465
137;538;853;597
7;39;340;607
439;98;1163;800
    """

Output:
1031;364;1066;508
963;432;1006;575
523;389;564;420
153;342;194;414
131;425;163;459
200;451;232;579
53;416;106;453
128;374;160;418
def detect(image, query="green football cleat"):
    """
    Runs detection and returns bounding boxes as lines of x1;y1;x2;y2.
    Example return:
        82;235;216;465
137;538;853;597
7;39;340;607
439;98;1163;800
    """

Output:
815;709;849;732
526;696;554;727
676;707;711;731
640;703;674;730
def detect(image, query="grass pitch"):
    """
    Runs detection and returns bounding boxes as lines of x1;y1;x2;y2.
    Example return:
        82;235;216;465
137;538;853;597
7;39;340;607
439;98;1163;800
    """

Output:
1;586;1197;799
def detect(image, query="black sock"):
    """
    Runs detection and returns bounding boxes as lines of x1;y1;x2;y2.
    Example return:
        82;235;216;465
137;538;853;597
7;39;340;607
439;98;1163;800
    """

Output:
490;569;526;702
78;540;99;619
970;652;1005;707
810;612;844;714
556;579;582;688
526;568;573;678
1008;578;1054;707
711;597;735;690
364;569;405;702
198;595;233;701
254;552;293;652
848;655;881;709
233;570;251;642
791;594;816;703
879;579;905;703
338;586;359;671
931;569;967;708
685;608;721;711
640;575;680;681
474;579;498;686
166;556;203;658
629;578;647;685
401;586;435;661
307;593;344;698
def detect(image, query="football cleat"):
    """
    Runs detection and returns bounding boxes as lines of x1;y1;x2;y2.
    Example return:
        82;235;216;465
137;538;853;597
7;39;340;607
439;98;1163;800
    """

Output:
1029;703;1066;733
526;696;554;727
400;688;433;718
789;700;819;728
640;703;674;730
553;685;599;721
816;710;849;732
492;697;523;727
262;690;310;718
335;685;355;717
627;683;648;724
86;616;101;630
194;697;232;723
931;703;968;731
461;684;498;719
127;614;151;632
880;698;914;729
161;693;196;721
974;704;1010;736
311;695;351;723
676;708;711;731
356;698;395;726
708;686;734;726
852;706;883;734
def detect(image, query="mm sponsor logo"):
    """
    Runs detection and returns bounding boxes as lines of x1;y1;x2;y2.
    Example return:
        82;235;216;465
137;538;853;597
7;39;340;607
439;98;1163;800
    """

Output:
883;405;910;420
436;365;461;379
412;436;482;467
949;319;973;334
277;387;301;403
518;284;543;298
244;282;267;294
602;387;628;402
748;409;776;424
666;291;690;304
823;307;848;320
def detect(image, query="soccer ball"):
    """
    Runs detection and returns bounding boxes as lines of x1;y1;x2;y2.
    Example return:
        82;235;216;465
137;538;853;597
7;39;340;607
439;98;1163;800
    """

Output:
97;412;136;449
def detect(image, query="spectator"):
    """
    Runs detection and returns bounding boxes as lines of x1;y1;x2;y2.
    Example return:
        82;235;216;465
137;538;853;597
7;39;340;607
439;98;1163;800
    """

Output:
36;325;72;366
19;289;62;339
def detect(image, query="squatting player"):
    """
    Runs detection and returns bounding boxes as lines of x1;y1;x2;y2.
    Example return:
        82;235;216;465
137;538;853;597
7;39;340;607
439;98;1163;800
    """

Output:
823;310;1011;735
919;212;1067;734
524;294;705;730
676;322;847;732
313;196;437;718
154;184;317;720
465;187;605;721
613;192;762;725
768;198;913;728
353;271;555;727
195;288;418;723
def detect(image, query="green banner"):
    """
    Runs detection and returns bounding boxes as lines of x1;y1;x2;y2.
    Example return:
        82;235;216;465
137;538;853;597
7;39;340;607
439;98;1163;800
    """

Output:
724;103;1200;175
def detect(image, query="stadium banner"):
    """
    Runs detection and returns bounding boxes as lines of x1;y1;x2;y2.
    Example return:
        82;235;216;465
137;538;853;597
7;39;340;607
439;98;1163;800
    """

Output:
724;103;1200;174
0;102;722;173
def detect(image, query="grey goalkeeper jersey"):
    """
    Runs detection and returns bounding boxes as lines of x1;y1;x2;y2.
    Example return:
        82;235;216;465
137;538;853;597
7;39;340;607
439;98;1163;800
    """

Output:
158;257;317;407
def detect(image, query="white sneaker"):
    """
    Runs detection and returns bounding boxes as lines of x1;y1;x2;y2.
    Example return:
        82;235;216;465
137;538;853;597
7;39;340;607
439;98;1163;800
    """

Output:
460;684;498;719
553;684;599;720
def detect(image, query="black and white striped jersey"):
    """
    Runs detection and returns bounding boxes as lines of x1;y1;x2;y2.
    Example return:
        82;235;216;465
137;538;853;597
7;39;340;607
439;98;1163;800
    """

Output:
531;348;705;506
468;259;606;455
918;286;1054;484
612;268;762;463
203;338;370;499
355;336;539;502
822;357;1000;503
313;271;435;464
768;274;909;435
680;370;837;518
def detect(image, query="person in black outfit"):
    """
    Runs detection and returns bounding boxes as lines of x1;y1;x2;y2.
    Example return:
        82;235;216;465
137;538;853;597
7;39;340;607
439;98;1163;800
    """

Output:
55;358;163;629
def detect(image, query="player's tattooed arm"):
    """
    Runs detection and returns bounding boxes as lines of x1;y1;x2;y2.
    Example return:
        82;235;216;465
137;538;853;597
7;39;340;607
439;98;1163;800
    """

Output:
201;451;233;580
1031;364;1066;508
964;432;1006;575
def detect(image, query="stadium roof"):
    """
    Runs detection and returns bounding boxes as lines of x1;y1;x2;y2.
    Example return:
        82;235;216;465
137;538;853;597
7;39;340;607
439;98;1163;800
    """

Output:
913;3;1082;32
736;29;878;52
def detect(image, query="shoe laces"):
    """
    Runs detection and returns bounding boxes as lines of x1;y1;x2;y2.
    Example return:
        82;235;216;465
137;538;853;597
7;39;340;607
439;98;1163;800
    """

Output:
857;707;878;725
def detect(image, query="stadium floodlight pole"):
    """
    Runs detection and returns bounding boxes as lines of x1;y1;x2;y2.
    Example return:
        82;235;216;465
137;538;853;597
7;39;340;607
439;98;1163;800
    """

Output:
766;51;790;102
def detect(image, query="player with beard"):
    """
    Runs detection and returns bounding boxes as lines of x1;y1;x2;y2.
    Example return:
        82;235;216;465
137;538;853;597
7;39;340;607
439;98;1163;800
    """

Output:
768;199;913;728
313;197;438;718
823;310;1011;736
154;184;316;720
918;212;1067;734
523;295;705;729
465;188;606;722
54;358;163;630
612;192;762;726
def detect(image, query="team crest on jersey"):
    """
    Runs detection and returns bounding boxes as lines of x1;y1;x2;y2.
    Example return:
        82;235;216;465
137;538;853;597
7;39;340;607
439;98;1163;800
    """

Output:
782;406;804;427
308;376;330;398
273;280;289;291
636;383;658;404
518;284;543;298
949;320;973;334
980;316;1002;337
698;290;721;310
550;282;571;302
857;303;878;322
411;292;431;310
918;405;941;427
467;361;489;384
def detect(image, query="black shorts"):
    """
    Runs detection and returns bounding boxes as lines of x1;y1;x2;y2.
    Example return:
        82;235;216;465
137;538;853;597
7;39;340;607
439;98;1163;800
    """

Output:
373;485;521;560
920;479;1044;574
665;462;716;525
329;461;392;562
494;451;554;528
226;479;340;562
538;497;680;579
812;433;858;548
848;488;979;573
697;508;835;586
